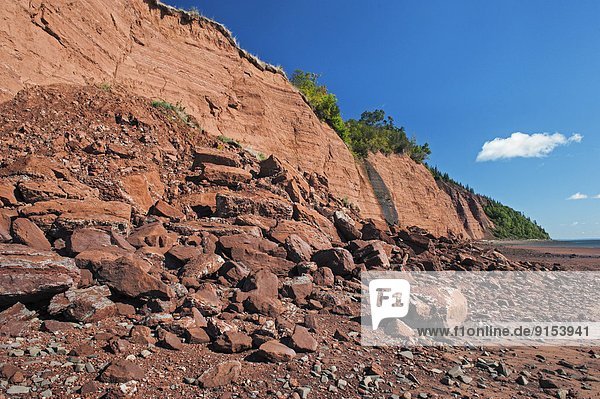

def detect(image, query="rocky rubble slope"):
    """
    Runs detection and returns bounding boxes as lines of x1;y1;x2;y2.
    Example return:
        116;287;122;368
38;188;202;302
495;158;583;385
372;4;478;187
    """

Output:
0;0;494;239
0;85;597;398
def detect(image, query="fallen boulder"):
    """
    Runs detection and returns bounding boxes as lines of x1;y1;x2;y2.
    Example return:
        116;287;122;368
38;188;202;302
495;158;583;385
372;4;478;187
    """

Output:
256;340;296;362
333;210;362;241
68;228;112;254
197;360;241;388
197;164;252;186
95;255;172;300
289;325;318;353
312;248;355;276
193;147;241;168
48;285;117;323
0;244;79;306
99;359;144;383
0;303;37;337
20;198;132;234
11;218;51;251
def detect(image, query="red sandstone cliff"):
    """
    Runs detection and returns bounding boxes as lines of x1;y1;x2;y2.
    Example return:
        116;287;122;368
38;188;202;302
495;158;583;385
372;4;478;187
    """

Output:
0;0;492;238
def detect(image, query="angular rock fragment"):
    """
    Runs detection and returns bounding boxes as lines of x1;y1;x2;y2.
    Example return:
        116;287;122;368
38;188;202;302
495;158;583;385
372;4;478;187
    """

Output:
159;330;184;350
257;340;296;362
99;360;144;383
0;303;37;337
312;267;335;287
193;147;241;168
242;269;279;297
48;285;117;322
150;200;185;221
312;248;355;276
213;331;253;353
282;276;313;304
197;164;252;186
179;253;225;283
129;325;157;345
127;222;177;253
0;181;18;206
197;360;241;388
17;181;67;202
95;255;172;300
0;209;15;242
270;220;332;251
216;192;293;219
21;199;132;234
68;228;112;254
398;229;433;254
11;218;51;251
120;171;164;214
187;283;224;315
0;244;79;305
333;210;362;241
284;234;313;263
243;295;283;317
218;261;249;284
289;325;317;353
353;241;390;268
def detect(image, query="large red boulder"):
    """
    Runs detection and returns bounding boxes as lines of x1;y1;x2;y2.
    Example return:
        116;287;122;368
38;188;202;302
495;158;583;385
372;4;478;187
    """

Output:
193;147;241;168
48;285;117;322
256;340;296;363
68;228;112;254
0;244;79;306
311;248;356;276
20;198;132;234
99;360;144;383
197;360;241;388
95;255;172;300
11;218;51;251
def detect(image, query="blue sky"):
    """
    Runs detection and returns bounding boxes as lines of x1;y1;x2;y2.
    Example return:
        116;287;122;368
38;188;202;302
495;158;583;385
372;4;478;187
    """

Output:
167;0;600;239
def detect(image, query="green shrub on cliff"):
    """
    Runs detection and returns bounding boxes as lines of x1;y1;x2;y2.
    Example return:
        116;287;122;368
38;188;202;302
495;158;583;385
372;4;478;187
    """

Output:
483;199;550;240
291;70;430;162
290;70;348;140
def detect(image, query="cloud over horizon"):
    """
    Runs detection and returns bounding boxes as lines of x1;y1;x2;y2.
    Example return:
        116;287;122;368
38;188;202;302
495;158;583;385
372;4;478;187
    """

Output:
476;132;583;162
567;192;588;200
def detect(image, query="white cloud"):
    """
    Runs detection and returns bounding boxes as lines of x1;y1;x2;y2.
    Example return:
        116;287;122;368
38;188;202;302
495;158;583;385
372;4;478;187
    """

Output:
476;132;583;162
567;192;588;200
594;194;600;199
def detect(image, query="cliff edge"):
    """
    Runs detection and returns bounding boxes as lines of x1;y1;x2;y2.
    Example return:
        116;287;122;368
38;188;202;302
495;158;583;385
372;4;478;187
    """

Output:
0;0;492;238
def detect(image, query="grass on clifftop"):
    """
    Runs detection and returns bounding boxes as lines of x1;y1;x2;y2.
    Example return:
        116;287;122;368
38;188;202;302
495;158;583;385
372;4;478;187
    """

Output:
291;70;430;163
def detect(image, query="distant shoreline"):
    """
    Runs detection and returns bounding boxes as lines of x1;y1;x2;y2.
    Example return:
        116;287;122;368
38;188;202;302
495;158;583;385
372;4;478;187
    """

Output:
482;238;600;249
480;239;600;271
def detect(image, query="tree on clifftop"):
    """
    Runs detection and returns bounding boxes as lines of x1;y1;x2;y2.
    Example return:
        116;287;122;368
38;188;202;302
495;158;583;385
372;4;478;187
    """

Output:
291;69;430;163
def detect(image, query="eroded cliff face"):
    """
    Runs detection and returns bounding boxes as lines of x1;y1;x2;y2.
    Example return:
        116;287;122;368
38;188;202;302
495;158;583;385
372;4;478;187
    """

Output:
0;0;490;238
364;153;494;238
